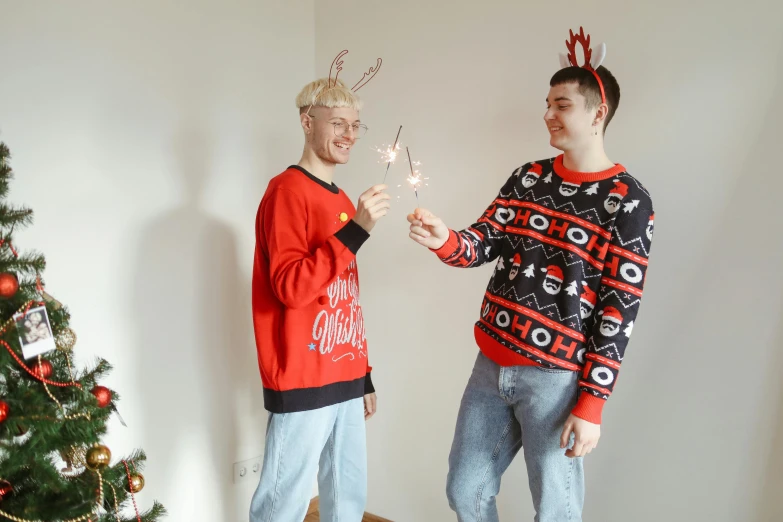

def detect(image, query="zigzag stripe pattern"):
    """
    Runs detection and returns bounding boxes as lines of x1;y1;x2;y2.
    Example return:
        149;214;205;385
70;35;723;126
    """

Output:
598;288;641;309
505;235;603;280
489;284;583;327
612;228;651;258
588;337;624;361
513;186;616;227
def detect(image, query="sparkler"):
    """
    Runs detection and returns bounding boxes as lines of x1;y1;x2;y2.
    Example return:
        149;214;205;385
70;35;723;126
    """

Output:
405;146;426;206
375;125;403;183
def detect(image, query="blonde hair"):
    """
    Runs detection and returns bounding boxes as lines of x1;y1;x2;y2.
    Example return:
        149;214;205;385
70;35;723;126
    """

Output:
295;78;363;113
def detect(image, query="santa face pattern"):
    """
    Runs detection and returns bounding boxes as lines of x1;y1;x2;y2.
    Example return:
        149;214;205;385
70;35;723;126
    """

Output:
434;155;654;409
579;282;597;319
508;253;522;279
599;318;621;336
521;173;539;188
646;215;654;241
559;181;581;197
604;194;622;213
543;275;562;295
580;302;594;320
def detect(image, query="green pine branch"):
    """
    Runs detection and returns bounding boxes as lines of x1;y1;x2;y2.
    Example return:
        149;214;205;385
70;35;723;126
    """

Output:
0;204;34;230
0;140;165;520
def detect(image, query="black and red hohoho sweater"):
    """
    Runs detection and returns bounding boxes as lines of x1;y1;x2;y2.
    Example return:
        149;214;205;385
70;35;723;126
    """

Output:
252;166;374;414
432;155;654;424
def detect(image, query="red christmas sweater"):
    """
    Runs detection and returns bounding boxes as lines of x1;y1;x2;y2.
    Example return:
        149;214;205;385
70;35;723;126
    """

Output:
433;156;654;424
252;166;374;413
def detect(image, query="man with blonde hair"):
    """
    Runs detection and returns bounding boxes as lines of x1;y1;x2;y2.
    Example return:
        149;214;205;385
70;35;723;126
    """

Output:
249;77;390;521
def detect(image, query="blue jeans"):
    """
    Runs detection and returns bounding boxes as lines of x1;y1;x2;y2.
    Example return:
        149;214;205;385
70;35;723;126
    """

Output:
249;398;367;522
447;352;584;522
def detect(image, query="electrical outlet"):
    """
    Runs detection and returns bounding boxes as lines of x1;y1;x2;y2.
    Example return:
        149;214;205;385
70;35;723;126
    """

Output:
233;455;263;484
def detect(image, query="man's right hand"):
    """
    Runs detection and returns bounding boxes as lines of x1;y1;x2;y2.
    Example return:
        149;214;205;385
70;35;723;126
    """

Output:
407;208;450;250
353;185;391;233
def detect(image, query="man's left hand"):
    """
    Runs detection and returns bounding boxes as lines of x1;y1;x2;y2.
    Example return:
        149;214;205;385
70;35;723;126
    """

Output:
364;393;377;420
560;413;600;458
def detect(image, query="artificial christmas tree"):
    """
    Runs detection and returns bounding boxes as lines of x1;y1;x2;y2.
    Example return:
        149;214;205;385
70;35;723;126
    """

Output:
0;142;165;521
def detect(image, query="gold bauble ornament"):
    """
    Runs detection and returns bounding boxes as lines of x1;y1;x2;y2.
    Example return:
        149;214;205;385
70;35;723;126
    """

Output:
55;327;77;352
126;473;145;493
85;445;111;470
59;446;87;475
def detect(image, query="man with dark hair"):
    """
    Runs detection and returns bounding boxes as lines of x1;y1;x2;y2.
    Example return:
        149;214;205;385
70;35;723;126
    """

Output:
408;29;654;521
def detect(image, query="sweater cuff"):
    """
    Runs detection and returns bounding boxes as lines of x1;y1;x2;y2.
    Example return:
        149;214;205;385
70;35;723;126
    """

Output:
364;372;375;394
571;393;605;424
430;229;459;258
334;220;370;254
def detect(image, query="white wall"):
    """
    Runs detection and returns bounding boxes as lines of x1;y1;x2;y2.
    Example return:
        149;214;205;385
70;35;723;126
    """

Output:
0;1;314;520
315;1;783;521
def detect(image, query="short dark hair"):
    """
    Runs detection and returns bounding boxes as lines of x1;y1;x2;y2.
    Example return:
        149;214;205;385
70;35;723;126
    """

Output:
550;66;620;131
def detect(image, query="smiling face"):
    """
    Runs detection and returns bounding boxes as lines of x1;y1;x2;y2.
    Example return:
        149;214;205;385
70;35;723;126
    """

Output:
544;82;599;152
302;106;361;166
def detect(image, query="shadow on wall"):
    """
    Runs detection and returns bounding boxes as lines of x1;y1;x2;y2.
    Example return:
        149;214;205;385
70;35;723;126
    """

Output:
131;124;256;520
757;320;783;522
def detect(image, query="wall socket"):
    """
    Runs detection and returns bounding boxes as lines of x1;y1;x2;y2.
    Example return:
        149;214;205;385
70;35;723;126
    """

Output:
233;455;263;484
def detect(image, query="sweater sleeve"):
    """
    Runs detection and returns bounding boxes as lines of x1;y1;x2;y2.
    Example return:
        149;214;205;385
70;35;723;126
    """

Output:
262;188;370;309
364;365;375;394
571;205;654;424
432;169;519;268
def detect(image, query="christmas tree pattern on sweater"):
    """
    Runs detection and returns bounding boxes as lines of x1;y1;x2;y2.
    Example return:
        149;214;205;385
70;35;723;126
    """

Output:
434;155;654;420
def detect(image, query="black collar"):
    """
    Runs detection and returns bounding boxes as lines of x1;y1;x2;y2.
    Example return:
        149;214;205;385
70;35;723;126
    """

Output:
289;165;339;194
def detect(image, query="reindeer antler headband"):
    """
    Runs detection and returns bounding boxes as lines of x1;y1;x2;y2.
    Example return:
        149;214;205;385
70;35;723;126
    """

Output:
307;49;382;113
557;27;607;105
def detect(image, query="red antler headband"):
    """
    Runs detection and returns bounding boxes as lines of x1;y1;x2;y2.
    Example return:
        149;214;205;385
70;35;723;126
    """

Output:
558;27;607;105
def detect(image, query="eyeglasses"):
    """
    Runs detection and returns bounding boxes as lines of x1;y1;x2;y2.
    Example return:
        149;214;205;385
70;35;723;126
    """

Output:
309;115;368;139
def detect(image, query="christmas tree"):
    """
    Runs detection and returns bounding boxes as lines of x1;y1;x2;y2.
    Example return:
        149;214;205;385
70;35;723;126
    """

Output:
0;142;165;521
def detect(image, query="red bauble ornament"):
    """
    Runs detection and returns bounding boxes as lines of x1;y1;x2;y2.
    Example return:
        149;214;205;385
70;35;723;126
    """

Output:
33;360;53;379
0;401;8;423
91;386;112;408
0;480;12;501
0;273;18;299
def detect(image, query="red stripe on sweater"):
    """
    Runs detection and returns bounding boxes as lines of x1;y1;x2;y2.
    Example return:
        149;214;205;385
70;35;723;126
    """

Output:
480;320;582;370
608;245;649;265
505;228;604;270
508;200;612;239
578;380;613;396
484;293;585;341
477;216;504;233
585;352;621;370
466;226;485;241
602;277;643;297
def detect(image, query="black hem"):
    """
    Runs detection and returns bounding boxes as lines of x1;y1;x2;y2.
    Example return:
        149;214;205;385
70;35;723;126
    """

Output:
263;375;367;413
289;165;340;194
334;220;370;254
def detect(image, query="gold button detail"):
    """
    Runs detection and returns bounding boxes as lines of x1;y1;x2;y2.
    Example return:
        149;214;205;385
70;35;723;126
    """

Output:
339;212;348;222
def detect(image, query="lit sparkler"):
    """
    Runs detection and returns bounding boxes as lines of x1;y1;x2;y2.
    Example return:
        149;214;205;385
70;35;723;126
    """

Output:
404;147;428;206
374;125;403;183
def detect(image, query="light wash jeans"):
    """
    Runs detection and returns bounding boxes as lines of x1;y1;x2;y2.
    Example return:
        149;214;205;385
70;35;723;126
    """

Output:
249;397;367;522
447;352;584;522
